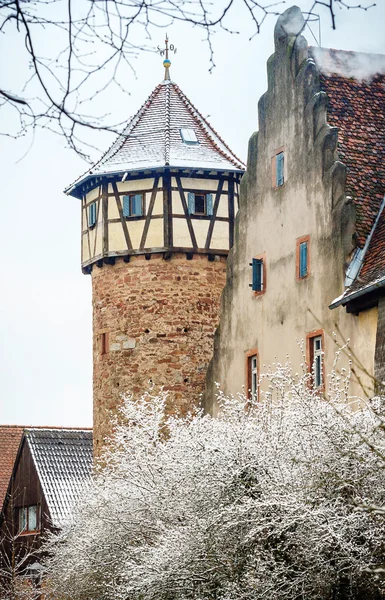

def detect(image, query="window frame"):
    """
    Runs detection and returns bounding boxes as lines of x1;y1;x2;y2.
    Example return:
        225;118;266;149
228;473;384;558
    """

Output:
18;504;40;535
296;235;310;280
88;201;97;228
271;147;285;188
122;193;145;219
250;253;266;296
306;330;325;391
180;128;199;144
187;191;214;217
245;348;259;402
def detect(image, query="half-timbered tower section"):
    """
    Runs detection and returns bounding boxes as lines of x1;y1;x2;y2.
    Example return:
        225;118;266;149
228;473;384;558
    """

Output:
66;60;244;454
205;7;385;413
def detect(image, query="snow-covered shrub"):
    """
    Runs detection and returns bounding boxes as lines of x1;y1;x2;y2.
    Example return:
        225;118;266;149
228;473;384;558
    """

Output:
44;364;385;599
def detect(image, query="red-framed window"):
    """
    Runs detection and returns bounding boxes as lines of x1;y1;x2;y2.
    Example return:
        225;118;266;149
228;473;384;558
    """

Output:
245;349;259;402
306;330;325;391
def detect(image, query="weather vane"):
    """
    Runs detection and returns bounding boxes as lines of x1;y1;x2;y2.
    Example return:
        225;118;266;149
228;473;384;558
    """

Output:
158;35;177;81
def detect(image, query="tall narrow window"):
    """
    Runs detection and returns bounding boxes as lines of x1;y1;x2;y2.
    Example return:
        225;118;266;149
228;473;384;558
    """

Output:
296;235;310;280
307;331;324;389
272;147;285;188
249;255;266;295
100;332;109;356
276;152;284;186
88;202;97;227
246;349;259;402
122;194;143;217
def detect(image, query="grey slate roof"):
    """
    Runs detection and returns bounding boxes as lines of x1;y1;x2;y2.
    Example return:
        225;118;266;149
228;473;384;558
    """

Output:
67;79;245;195
25;428;93;527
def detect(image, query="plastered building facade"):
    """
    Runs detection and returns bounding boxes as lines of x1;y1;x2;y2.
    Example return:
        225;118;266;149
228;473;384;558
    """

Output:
205;6;385;411
66;56;244;453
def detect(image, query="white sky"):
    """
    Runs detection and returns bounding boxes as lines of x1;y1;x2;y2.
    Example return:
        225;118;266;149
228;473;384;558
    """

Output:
1;2;385;428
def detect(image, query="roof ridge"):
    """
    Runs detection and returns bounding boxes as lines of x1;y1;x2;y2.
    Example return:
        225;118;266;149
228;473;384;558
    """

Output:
164;81;171;165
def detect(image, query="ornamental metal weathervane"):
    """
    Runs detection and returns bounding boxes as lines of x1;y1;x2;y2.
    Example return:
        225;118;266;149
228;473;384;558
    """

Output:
158;35;177;81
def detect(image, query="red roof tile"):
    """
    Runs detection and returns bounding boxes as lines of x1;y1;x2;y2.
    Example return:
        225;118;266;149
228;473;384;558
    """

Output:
0;426;24;509
319;68;385;247
313;49;385;303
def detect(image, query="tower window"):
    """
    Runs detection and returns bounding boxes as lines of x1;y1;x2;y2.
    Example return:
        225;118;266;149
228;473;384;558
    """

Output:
246;349;259;402
296;235;310;280
307;331;324;389
180;128;199;144
89;202;97;227
249;255;266;295
187;192;213;216
122;194;143;218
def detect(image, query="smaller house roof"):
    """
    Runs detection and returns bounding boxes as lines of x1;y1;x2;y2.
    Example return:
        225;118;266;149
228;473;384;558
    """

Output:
0;426;24;509
25;428;93;527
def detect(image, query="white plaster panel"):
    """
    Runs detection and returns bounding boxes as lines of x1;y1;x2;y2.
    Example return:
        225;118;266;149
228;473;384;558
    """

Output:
210;221;229;250
173;218;191;247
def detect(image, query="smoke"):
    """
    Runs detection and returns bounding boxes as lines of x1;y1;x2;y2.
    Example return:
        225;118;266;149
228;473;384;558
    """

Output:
311;47;385;82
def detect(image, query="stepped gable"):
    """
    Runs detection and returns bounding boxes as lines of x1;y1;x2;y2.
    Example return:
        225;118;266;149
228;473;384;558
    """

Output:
25;428;93;526
68;80;245;192
0;426;24;509
312;48;385;247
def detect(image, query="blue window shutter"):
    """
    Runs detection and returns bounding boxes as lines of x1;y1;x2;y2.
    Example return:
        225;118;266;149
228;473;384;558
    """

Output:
123;195;130;218
276;152;284;186
252;258;263;292
89;202;96;227
132;194;142;216
206;193;213;216
188;192;195;215
300;241;308;278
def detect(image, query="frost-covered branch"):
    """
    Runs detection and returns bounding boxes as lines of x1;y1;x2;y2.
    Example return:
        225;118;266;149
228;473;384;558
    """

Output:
44;364;385;599
0;0;376;158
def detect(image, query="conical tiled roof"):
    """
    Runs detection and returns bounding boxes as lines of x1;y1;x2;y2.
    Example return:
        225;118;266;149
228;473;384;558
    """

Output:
67;79;245;194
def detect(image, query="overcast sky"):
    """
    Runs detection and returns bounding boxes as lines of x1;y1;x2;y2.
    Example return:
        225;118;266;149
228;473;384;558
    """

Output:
1;1;385;428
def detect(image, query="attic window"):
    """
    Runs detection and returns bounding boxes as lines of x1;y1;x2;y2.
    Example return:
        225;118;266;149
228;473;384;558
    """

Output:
19;505;40;533
180;128;199;144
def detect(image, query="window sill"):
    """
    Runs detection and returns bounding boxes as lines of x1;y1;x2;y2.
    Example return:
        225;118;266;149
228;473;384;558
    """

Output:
18;530;41;537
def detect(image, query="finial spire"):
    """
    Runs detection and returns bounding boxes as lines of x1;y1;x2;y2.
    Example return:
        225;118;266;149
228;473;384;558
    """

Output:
158;35;177;81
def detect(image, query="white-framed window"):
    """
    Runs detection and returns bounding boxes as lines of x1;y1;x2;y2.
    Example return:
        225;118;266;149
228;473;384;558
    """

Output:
180;128;199;144
250;355;258;400
246;350;259;402
307;332;324;389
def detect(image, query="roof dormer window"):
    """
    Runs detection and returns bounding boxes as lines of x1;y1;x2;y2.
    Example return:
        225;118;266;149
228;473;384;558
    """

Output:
180;128;199;144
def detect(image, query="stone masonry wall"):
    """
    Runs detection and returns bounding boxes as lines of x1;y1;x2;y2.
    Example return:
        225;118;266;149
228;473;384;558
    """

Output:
92;253;226;454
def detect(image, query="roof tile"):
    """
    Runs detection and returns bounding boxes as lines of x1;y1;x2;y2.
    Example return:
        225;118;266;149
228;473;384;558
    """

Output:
313;49;385;303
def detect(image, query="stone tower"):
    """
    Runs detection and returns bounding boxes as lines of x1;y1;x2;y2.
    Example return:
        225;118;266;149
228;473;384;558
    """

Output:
65;43;245;454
